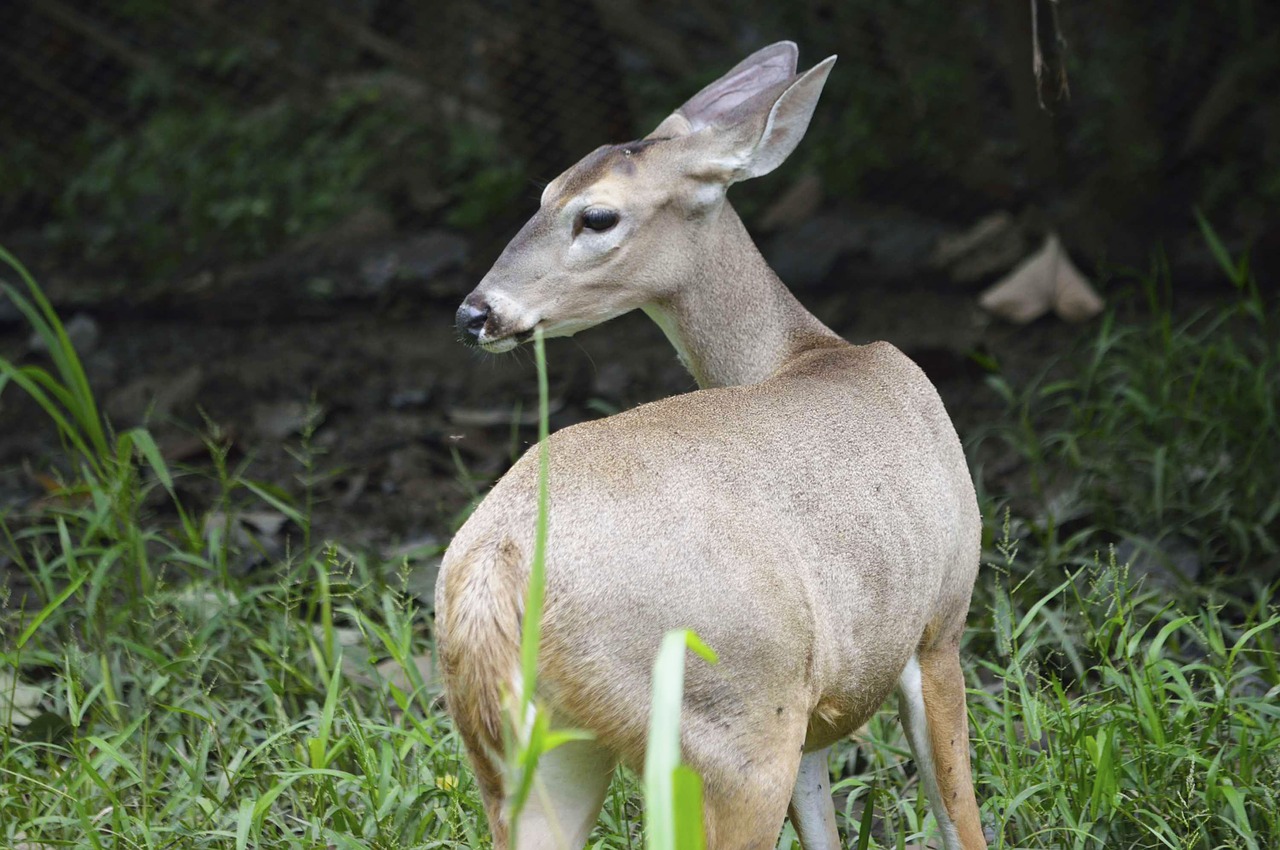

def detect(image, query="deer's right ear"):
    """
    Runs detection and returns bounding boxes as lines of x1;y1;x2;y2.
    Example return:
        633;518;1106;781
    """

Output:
681;55;836;186
645;41;799;139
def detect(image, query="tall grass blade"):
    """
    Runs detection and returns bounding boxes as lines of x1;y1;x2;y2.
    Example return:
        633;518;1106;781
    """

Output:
644;629;717;850
17;567;90;648
508;328;563;846
520;328;552;720
855;786;876;850
1193;209;1245;289
0;247;109;461
123;427;176;497
16;517;90;650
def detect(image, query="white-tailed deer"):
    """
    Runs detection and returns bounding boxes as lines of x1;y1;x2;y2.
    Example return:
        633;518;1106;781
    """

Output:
436;42;986;850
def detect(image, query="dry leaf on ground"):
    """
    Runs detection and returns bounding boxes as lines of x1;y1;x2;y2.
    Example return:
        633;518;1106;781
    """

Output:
978;233;1103;323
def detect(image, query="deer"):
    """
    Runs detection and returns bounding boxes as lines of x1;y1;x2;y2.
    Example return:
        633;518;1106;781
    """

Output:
435;42;987;850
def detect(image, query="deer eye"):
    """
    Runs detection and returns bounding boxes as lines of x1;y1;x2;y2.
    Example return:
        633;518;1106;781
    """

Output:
580;207;619;233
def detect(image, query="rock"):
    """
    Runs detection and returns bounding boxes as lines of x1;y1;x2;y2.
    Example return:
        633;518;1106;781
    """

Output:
343;653;437;703
381;538;442;606
172;584;241;620
842;286;984;377
757;172;823;233
405;559;441;605
105;365;204;426
768;207;950;289
0;670;44;729
374;654;436;693
203;220;470;320
28;312;100;355
381;443;435;496
1115;538;1202;588
448;398;565;427
358;231;468;293
932;212;1028;283
764;213;866;289
389;387;431;409
590;361;632;401
384;533;442;563
252;400;323;441
978;234;1103;324
203;509;292;573
862;210;949;279
292;206;395;253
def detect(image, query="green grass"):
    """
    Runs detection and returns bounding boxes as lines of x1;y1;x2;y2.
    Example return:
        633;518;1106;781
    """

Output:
2;241;1278;849
974;220;1280;572
45;83;525;276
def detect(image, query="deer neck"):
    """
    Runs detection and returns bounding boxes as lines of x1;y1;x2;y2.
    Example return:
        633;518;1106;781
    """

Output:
642;204;838;389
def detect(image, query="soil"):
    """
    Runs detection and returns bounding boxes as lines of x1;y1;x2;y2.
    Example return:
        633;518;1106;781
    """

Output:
0;223;1089;594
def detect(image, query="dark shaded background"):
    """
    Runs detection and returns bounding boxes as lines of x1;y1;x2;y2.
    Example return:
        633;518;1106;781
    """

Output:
3;0;1278;278
1;0;1277;558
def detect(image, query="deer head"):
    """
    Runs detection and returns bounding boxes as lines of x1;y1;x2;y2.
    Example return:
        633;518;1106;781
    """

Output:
455;42;836;352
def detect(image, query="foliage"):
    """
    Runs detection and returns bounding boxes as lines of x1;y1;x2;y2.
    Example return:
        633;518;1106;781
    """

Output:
43;76;525;275
968;547;1280;848
1;546;467;848
0;247;195;601
976;221;1280;572
55;89;399;273
645;630;717;850
2;251;1278;848
830;534;1280;850
3;252;471;849
438;125;528;231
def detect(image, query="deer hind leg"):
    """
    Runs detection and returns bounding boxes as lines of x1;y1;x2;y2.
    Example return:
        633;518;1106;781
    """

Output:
510;737;616;850
898;650;987;850
692;718;808;850
787;748;840;850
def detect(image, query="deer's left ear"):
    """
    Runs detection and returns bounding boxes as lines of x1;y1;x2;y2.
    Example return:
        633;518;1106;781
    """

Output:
690;55;836;185
646;41;799;140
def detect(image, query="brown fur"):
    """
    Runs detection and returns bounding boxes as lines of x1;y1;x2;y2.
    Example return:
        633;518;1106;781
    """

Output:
919;648;987;849
435;535;526;843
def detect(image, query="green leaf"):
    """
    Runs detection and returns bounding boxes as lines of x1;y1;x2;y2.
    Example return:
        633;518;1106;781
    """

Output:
671;764;706;850
17;559;90;649
123;427;175;496
855;785;876;850
240;480;305;526
1194;208;1246;289
645;629;717;850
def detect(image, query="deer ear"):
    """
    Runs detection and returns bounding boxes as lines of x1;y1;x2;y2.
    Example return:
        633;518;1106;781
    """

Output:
716;55;836;182
645;41;799;139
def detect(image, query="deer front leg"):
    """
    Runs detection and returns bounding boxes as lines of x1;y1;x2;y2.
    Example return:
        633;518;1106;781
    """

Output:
787;748;841;850
898;650;987;850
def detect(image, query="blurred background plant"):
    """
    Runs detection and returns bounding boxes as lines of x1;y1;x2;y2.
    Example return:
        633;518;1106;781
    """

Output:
2;1;1279;846
971;219;1280;577
1;0;1276;279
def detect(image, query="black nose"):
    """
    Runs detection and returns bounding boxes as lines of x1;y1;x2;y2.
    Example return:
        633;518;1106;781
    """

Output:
456;300;489;340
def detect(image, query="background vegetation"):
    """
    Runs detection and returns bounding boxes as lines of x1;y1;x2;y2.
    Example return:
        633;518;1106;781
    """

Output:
2;1;1278;848
2;240;1277;847
2;0;1277;278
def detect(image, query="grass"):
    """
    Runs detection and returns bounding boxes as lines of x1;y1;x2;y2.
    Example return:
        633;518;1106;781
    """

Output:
974;219;1280;572
2;238;1278;849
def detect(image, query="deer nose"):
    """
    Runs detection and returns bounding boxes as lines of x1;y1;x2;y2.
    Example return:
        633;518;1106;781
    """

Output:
456;300;490;340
